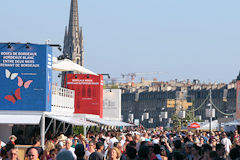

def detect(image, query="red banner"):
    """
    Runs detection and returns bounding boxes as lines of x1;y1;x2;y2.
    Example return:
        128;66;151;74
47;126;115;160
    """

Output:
189;123;200;128
66;74;103;118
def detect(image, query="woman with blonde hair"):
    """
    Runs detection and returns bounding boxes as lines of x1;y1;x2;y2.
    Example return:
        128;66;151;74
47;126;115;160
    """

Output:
84;141;95;160
43;140;55;160
79;134;87;150
107;147;121;160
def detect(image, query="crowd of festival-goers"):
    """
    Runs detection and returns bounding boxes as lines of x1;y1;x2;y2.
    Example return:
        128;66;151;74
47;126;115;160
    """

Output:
1;128;240;160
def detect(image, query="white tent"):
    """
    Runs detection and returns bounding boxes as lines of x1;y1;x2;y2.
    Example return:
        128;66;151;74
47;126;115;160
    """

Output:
87;117;135;127
195;120;219;130
224;120;240;132
224;120;240;126
52;58;97;75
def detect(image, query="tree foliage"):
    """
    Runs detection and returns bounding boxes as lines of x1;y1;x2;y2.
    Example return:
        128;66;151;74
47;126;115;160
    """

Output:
171;100;202;129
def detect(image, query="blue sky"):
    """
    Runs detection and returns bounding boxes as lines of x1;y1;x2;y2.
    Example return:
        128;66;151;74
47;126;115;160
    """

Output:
1;0;240;83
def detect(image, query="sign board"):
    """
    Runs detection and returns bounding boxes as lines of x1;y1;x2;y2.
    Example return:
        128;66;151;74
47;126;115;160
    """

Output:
178;110;186;119
168;118;172;123
66;74;103;117
143;112;149;120
196;115;202;120
103;89;121;120
205;108;215;118
148;118;153;124
167;99;175;108
223;89;228;102
161;112;168;119
0;43;52;111
159;117;162;122
134;119;139;126
128;114;134;122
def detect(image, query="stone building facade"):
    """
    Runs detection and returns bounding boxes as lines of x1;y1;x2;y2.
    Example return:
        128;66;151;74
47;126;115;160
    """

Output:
121;80;236;128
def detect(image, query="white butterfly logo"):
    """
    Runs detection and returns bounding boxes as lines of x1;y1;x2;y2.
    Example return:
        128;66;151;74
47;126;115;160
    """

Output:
5;69;18;80
48;72;50;82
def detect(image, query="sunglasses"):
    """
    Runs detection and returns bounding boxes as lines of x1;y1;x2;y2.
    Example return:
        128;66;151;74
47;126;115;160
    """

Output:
28;155;36;157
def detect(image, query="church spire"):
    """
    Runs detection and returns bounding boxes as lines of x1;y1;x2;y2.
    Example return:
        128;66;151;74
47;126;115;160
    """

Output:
63;26;68;56
62;0;85;86
64;26;68;39
79;27;84;50
63;0;84;66
68;0;79;39
79;27;84;66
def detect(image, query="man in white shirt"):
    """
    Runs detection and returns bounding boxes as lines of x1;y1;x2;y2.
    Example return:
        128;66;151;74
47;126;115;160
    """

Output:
109;132;118;148
221;132;232;156
60;138;77;159
120;134;126;147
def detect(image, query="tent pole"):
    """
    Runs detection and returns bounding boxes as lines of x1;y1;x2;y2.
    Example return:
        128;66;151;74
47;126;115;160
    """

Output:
65;72;68;88
71;125;74;135
63;122;66;133
45;118;53;135
83;125;86;136
40;113;45;150
64;124;71;134
53;119;56;136
56;121;63;135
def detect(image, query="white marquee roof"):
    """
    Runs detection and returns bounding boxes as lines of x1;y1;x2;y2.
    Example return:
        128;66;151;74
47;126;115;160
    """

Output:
0;114;42;125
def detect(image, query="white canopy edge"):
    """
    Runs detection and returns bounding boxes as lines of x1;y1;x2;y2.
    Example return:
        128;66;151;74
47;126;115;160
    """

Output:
197;120;219;130
46;114;97;126
52;58;98;76
0;114;42;125
87;117;134;127
224;120;240;126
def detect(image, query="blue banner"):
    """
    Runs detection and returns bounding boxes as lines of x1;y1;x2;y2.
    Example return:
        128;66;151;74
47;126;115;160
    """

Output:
0;43;52;111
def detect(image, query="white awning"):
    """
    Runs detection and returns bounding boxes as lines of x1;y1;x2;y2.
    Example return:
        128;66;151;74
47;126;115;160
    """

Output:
224;120;240;126
52;58;97;75
87;117;134;127
0;114;42;125
46;115;97;126
197;120;219;130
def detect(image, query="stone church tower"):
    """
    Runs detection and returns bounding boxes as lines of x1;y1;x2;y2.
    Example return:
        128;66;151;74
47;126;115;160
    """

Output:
62;0;84;86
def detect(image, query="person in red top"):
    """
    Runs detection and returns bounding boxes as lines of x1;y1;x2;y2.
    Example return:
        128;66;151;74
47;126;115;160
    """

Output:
7;135;17;145
234;130;240;140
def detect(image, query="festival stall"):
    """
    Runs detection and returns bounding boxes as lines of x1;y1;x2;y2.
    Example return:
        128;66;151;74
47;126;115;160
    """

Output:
224;120;240;132
0;43;98;147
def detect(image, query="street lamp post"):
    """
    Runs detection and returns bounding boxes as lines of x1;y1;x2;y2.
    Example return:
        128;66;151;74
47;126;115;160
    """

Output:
178;106;185;128
143;109;149;127
206;89;213;135
209;89;213;134
206;103;215;135
128;111;134;123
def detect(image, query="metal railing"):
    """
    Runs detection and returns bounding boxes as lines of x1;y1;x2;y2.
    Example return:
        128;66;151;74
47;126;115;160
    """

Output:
51;85;75;115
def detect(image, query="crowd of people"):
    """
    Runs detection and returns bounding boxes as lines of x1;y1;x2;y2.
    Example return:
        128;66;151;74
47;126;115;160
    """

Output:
1;128;240;160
